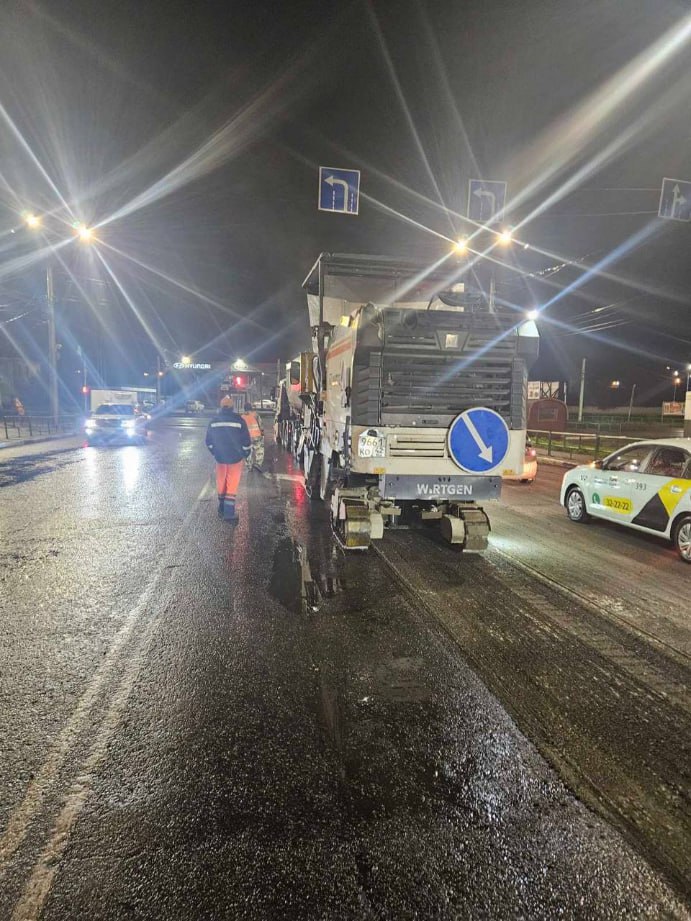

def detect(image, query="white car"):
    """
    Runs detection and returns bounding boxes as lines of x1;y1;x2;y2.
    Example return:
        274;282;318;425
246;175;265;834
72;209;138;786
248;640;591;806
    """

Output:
560;438;691;562
504;438;538;483
85;403;148;445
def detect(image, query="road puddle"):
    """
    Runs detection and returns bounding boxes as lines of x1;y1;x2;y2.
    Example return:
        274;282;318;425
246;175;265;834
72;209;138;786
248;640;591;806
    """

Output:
0;449;82;487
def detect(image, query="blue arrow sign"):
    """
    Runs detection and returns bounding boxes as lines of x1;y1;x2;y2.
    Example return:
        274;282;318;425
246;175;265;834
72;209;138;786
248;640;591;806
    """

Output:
319;167;360;215
448;407;509;473
468;179;507;223
658;177;691;222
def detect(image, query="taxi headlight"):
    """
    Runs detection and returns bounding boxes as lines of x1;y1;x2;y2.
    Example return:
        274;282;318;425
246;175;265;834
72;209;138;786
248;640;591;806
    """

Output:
84;419;96;431
358;429;386;458
121;419;136;430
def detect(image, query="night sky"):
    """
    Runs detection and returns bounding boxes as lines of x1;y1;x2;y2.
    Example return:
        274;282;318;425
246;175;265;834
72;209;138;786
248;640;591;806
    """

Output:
1;0;690;407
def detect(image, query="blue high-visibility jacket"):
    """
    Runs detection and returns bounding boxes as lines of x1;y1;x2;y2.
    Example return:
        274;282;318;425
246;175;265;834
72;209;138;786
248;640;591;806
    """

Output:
205;409;251;464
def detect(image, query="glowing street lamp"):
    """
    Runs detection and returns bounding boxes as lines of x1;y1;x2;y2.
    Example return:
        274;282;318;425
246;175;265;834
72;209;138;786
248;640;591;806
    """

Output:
74;222;94;243
24;212;42;230
181;355;191;365
526;309;539;321
233;358;247;370
454;238;467;254
497;228;513;246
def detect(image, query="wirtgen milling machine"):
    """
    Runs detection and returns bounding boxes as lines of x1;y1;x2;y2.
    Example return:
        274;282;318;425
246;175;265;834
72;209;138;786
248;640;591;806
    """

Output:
292;253;539;551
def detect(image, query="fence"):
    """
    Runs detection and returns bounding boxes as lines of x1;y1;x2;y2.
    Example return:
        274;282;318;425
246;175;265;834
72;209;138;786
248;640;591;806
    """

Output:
567;415;683;436
528;428;631;461
1;414;79;442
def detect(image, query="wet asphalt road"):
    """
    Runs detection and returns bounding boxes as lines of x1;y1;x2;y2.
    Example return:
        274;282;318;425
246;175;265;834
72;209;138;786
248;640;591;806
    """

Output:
0;418;688;920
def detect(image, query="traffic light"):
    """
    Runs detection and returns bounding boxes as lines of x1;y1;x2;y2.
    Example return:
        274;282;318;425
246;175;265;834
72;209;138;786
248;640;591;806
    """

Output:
81;386;90;395
234;375;246;388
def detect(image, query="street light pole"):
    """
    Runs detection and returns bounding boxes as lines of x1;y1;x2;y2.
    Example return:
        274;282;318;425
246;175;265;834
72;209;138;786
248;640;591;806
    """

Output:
577;357;586;423
627;383;637;422
46;264;58;426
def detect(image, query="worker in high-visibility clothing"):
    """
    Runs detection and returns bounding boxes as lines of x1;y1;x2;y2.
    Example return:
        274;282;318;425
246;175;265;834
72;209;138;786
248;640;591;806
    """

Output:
205;396;251;521
242;402;264;470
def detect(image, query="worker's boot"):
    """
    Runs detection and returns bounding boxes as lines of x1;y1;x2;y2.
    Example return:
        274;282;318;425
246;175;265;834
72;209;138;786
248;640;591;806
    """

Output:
222;499;238;522
217;499;224;518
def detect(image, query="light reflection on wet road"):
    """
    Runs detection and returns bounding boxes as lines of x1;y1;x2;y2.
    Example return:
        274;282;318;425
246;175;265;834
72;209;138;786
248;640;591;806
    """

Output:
0;419;688;919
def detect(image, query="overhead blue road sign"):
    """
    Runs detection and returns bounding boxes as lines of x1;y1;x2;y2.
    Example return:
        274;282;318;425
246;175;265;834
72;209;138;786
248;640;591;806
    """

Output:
448;407;509;473
658;177;691;222
319;166;360;215
468;179;507;223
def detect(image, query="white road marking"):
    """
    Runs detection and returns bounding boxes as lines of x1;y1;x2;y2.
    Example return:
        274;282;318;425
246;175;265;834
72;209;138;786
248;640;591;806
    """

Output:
2;479;209;918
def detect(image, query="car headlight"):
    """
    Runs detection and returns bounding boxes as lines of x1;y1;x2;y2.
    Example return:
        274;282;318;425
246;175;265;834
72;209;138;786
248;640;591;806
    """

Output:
358;429;386;458
85;420;96;431
122;419;136;430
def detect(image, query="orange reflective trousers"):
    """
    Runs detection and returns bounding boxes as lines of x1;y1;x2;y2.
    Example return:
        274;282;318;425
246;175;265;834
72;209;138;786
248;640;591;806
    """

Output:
216;461;243;502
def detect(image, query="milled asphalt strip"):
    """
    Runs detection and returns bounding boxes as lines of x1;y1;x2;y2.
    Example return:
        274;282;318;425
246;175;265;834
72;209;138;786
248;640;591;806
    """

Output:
1;479;213;913
488;545;690;666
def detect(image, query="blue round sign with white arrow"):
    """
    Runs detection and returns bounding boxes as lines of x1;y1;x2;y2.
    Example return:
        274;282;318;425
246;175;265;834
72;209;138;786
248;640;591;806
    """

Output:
448;407;509;473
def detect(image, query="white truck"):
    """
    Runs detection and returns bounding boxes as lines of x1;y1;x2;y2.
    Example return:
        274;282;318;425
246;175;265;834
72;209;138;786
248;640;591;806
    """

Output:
286;253;539;551
90;389;137;413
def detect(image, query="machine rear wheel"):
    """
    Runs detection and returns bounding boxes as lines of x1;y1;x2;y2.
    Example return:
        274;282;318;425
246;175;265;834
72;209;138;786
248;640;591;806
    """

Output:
304;451;322;500
319;455;333;501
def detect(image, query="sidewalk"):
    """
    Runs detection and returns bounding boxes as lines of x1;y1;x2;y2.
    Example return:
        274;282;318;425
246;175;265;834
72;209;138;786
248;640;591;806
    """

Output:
535;449;583;468
0;430;79;451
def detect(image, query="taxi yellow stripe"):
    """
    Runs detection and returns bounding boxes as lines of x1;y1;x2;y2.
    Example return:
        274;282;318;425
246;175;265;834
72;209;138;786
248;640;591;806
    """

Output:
657;478;691;517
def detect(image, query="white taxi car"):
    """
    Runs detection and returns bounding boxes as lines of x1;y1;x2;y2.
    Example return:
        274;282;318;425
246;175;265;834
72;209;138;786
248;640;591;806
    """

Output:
560;438;691;562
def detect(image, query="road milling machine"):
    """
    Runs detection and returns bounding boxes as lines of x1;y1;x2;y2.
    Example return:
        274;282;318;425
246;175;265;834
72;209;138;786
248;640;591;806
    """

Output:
284;253;539;551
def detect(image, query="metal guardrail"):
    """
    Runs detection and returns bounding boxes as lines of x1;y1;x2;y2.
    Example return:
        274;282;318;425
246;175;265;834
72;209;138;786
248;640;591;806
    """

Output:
528;428;631;460
0;414;79;441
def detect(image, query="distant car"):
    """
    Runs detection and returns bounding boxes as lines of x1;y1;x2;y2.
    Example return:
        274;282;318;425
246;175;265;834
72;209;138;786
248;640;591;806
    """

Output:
85;403;148;445
252;398;276;411
185;400;205;413
560;438;691;562
504;438;538;483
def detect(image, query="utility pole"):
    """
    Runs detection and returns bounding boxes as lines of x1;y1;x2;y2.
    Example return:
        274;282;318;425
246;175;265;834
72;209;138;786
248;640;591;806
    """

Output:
627;383;636;422
577;357;586;423
156;354;162;403
46;264;58;426
83;350;88;414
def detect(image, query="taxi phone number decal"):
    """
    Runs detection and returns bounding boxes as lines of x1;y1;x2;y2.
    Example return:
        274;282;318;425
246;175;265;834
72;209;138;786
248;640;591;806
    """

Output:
603;496;633;513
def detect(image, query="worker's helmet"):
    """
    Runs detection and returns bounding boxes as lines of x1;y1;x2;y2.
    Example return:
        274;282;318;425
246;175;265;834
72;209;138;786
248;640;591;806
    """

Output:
220;395;233;408
244;402;252;413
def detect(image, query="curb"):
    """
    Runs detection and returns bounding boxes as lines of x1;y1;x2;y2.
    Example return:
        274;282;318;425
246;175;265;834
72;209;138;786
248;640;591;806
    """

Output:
536;454;580;469
0;432;79;451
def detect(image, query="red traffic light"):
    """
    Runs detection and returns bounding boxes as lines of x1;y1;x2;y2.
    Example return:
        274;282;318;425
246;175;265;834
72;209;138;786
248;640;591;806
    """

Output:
234;375;246;387
81;386;90;395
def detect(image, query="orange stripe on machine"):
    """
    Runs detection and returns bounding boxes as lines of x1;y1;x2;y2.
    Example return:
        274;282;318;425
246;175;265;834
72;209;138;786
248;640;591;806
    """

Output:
327;338;353;359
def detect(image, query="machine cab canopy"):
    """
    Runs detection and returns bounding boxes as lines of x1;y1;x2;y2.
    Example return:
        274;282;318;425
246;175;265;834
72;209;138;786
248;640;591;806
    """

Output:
302;253;493;327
